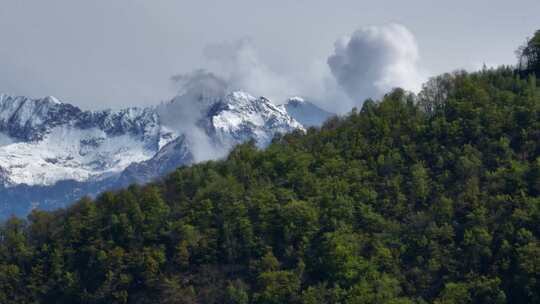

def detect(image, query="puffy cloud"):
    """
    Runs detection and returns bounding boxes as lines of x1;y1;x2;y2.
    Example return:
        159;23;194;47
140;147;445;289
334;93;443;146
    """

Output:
327;23;425;106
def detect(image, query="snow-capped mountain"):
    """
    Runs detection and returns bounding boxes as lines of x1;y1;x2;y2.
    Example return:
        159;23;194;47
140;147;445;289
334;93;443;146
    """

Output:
205;92;304;147
0;90;314;219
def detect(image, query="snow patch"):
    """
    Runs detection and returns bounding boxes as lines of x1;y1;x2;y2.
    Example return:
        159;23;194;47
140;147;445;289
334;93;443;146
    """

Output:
0;126;155;186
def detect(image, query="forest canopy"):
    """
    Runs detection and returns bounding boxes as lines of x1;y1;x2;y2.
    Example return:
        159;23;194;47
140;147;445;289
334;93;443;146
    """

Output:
1;30;540;304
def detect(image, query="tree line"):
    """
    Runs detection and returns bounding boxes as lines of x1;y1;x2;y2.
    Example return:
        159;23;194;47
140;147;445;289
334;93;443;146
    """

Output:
0;31;540;303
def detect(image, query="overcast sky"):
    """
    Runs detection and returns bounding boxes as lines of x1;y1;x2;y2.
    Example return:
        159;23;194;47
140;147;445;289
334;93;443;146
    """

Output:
0;0;538;111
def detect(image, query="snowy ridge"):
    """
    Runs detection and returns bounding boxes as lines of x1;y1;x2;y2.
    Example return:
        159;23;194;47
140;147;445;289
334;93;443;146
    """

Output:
0;90;321;218
0;94;80;141
0;126;156;186
0;95;164;186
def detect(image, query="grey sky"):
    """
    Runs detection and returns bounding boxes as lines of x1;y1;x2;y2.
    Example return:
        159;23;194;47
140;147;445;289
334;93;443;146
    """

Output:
0;0;538;110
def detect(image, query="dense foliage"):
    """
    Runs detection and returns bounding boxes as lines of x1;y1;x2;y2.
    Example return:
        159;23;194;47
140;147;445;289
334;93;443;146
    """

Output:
1;67;540;303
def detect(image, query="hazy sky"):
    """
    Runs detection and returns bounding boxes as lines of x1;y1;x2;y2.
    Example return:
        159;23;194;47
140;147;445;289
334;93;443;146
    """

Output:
0;0;538;111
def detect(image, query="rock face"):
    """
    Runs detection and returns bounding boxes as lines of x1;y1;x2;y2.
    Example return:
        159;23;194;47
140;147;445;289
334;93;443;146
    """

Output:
0;91;320;219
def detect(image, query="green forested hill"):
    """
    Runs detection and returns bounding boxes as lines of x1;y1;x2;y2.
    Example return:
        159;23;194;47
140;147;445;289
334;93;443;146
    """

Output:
1;67;540;303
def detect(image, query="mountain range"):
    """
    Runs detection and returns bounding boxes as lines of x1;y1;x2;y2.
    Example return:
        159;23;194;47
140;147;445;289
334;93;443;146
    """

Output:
0;91;333;219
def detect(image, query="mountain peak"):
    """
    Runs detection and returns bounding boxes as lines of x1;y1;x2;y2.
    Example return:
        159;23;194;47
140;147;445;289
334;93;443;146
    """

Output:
204;91;303;147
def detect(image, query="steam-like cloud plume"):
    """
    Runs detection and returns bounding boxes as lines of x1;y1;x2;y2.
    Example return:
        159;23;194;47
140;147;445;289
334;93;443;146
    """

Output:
203;38;293;103
159;70;231;162
170;69;228;99
327;23;425;106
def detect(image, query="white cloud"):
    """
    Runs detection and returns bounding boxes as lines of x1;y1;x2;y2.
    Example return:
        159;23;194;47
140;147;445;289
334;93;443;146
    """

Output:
160;70;230;162
327;23;426;107
203;39;294;103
